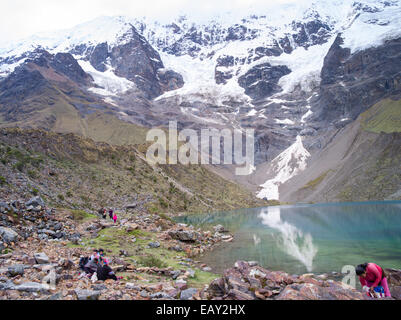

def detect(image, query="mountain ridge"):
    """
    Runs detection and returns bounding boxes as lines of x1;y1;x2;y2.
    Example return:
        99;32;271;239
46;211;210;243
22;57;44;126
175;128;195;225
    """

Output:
1;0;400;203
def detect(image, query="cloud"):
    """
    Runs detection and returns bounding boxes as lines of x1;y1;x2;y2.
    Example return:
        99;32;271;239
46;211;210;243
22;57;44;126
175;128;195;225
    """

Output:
0;0;303;45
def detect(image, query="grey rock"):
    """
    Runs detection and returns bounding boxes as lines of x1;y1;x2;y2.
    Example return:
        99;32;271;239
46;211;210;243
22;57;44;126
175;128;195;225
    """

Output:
214;225;228;233
14;282;50;293
0;280;14;290
74;289;101;300
7;264;27;277
168;230;199;242
150;292;171;299
25;196;45;208
186;269;196;278
34;252;49;264
148;241;160;249
248;261;260;267
38;234;49;241
125;283;140;290
0;202;10;213
140;290;149;298
180;288;198;300
91;284;107;291
48;293;62;300
0;227;19;244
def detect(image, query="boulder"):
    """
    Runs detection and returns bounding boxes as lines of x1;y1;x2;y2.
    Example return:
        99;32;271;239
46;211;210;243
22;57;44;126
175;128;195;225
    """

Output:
206;261;366;300
0;202;11;213
125;283;140;290
7;265;26;277
213;225;228;233
0;227;19;244
180;288;198;300
390;286;401;300
150;292;171;299
125;223;139;232
126;203;138;209
168;230;199;242
148;241;160;249
74;289;101;300
91;284;107;291
14;282;50;293
276;281;365;300
34;252;50;264
25;196;45;208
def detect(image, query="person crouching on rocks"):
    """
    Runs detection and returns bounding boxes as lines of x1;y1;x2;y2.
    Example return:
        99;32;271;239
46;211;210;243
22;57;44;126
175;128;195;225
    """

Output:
97;259;118;281
356;262;391;298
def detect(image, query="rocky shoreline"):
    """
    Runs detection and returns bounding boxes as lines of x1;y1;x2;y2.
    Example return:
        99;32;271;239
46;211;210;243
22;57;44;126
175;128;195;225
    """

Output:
1;197;400;300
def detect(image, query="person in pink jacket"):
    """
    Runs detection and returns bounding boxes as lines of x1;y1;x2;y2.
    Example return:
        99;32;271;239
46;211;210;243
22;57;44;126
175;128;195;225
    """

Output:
112;213;118;224
356;262;391;297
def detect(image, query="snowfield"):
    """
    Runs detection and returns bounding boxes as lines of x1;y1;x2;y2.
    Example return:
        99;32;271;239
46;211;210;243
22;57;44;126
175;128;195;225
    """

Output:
257;136;311;201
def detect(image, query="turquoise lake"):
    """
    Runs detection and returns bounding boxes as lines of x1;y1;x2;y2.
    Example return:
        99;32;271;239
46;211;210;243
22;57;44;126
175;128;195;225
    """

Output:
176;201;401;276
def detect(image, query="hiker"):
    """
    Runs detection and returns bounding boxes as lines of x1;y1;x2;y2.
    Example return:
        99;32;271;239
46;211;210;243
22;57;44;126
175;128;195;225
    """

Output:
113;213;118;224
356;262;391;298
99;208;107;219
109;209;114;220
97;259;118;281
83;251;101;276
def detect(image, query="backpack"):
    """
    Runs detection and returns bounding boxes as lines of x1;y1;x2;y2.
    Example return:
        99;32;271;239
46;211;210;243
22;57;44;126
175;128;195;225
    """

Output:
97;265;117;281
79;257;89;270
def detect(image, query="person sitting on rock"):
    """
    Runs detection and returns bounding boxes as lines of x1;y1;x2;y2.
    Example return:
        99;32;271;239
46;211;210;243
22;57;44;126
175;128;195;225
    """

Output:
96;258;118;281
356;262;391;298
83;252;101;276
97;248;105;263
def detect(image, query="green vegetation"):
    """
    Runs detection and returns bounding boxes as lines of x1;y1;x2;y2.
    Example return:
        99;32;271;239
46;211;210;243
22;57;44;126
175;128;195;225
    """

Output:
138;255;167;269
71;210;97;222
0;175;6;186
300;171;331;191
0;127;262;213
68;226;218;288
361;98;401;134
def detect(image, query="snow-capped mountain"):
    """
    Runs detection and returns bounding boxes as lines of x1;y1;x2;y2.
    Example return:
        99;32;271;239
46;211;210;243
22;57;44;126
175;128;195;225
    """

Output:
0;0;400;202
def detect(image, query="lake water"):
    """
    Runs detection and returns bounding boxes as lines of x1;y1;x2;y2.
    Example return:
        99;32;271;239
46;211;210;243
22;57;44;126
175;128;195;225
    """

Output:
176;201;401;276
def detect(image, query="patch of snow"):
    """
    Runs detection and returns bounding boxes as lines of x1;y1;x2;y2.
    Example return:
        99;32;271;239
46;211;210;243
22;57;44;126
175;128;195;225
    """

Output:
275;119;295;125
341;3;401;54
257;136;311;200
155;52;253;108
247;109;257;117
78;60;136;96
301;110;313;123
180;107;224;125
268;36;337;94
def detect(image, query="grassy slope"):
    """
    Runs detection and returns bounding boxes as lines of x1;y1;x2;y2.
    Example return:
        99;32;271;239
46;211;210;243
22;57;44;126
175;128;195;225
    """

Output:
360;98;401;134
292;97;401;203
0;128;262;214
0;82;147;146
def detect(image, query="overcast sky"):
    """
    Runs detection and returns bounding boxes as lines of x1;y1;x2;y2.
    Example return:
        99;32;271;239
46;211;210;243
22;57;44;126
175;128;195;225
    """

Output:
0;0;302;45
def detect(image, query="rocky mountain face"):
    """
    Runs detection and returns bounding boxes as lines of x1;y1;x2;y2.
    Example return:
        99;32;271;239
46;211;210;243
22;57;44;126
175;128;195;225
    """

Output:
0;0;400;202
316;35;401;125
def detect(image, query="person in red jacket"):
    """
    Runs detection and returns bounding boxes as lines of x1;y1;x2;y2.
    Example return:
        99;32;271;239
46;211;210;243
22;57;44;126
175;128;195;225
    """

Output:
356;262;391;297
